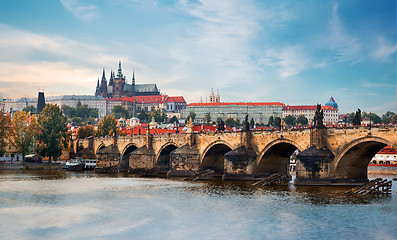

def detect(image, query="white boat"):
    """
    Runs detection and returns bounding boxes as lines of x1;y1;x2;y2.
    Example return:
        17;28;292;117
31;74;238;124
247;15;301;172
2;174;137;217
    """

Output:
81;159;97;170
65;159;84;171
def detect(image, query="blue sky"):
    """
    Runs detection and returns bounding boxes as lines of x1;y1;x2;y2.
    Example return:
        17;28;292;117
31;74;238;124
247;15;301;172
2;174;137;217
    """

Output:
0;0;395;114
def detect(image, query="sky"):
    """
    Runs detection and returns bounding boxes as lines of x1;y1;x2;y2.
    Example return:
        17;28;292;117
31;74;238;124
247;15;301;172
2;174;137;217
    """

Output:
0;0;395;114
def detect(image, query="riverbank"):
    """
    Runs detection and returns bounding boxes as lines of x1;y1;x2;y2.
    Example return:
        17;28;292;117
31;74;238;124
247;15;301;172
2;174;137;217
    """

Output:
0;161;64;170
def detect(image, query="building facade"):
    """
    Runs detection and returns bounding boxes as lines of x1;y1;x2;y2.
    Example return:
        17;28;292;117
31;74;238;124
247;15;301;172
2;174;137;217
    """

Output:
182;102;284;124
282;105;339;125
95;61;160;98
47;95;107;118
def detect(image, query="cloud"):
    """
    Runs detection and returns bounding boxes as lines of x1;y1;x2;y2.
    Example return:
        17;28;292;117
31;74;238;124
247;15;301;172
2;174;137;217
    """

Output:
259;45;311;78
371;37;397;61
327;4;362;63
0;23;119;98
360;80;395;88
60;0;97;22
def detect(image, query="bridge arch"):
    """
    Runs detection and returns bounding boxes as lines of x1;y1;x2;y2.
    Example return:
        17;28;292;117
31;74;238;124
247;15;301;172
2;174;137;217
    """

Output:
96;144;106;154
120;143;139;168
200;140;233;173
156;143;179;170
255;138;303;176
331;136;394;179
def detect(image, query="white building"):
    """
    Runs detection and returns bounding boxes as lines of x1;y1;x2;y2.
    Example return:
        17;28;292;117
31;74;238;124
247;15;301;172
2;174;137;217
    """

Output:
283;105;339;125
4;97;37;114
47;95;107;118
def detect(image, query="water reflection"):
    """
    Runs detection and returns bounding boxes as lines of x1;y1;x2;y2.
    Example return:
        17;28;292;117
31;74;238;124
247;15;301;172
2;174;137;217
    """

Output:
0;170;396;240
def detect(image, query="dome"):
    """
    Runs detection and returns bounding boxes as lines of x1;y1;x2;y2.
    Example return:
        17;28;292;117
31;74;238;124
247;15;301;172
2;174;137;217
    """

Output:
325;96;338;109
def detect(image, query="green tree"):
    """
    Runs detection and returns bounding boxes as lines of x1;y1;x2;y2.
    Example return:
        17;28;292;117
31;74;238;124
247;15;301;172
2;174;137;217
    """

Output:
296;115;308;126
368;113;381;124
22;105;36;114
268;116;274;126
77;125;96;139
112;105;129;119
36;105;69;162
203;112;212;125
390;114;397;124
0;111;13;157
11;111;39;162
216;117;223;125
284;115;296;126
186;112;196;122
97;115;117;137
382;111;395;124
274;117;282;128
149;109;167;123
169;116;179;124
137;109;149;122
61;105;75;118
225;117;238;128
72;117;82;125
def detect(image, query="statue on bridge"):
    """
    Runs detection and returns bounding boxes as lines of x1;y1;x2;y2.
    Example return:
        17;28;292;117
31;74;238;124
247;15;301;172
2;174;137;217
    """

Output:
218;119;225;132
243;114;250;132
352;108;361;126
313;104;325;128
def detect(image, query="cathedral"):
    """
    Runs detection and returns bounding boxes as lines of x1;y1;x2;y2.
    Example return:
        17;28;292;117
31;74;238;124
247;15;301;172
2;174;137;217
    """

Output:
95;61;160;98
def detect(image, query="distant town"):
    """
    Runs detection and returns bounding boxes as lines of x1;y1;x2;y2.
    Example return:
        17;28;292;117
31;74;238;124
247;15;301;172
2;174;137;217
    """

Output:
1;62;395;128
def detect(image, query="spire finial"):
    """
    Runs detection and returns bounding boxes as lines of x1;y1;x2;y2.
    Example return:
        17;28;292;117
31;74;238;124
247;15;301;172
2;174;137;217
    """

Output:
117;61;123;78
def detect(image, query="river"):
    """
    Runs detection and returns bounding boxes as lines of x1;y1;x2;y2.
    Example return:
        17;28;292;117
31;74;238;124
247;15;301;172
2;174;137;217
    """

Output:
0;170;396;240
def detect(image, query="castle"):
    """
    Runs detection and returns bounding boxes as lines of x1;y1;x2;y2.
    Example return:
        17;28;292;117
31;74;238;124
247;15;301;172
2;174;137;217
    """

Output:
95;61;160;98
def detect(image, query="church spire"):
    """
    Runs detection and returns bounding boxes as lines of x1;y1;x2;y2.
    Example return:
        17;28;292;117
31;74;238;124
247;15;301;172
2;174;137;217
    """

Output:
216;89;220;103
132;70;135;85
117;61;123;78
109;70;114;86
209;88;215;103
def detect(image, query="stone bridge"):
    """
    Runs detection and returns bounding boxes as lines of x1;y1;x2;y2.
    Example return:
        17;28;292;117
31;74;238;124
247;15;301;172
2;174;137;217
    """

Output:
74;125;397;185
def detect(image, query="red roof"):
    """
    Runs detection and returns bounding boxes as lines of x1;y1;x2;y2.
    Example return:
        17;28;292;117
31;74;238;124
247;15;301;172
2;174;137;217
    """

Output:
188;102;284;107
283;105;337;111
166;96;186;103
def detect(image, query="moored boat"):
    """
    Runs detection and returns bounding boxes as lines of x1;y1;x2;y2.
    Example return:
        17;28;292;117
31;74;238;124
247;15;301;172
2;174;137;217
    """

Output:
65;159;84;171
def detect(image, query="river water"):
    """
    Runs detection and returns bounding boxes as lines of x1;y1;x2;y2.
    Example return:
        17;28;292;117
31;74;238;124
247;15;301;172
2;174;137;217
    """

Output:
0;170;396;240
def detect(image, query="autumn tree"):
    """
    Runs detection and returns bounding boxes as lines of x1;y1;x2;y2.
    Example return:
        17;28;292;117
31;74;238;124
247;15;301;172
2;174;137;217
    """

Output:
36;105;69;162
11;111;39;162
97;115;117;137
0;111;13;157
77;125;96;139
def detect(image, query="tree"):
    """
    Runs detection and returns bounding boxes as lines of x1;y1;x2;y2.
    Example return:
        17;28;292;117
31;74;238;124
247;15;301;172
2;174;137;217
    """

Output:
284;115;296;126
150;109;167;123
268;116;274;126
112;105;129;119
225;117;238;128
10;111;39;161
97;115;117;137
36;104;69;162
274;117;282;128
137;109;149;122
0;111;13;157
186;112;196;122
216;117;223;125
72;117;82;125
390;114;397;124
296;115;308;126
22;105;36;114
169;116;179;124
77;125;96;139
382;111;395;124
203;112;212;125
368;113;381;124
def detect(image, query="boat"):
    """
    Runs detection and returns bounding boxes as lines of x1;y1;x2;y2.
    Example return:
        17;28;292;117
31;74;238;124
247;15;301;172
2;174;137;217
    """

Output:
65;159;84;171
81;159;97;170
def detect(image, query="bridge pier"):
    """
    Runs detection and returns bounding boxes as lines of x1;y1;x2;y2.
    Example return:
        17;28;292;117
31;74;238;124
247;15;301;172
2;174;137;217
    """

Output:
168;144;201;177
223;145;257;180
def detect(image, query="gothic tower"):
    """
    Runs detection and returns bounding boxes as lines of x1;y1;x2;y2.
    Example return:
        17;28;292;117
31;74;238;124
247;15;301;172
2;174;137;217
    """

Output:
209;88;215;103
